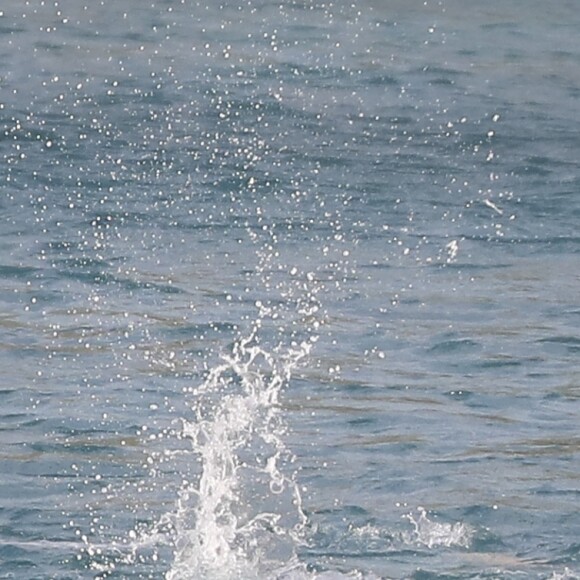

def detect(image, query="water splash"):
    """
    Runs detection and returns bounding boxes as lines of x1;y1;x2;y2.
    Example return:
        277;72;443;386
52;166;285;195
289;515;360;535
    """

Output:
163;326;313;580
403;507;473;549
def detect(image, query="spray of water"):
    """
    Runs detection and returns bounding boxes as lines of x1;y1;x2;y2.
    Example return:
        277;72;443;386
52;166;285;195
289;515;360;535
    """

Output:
164;326;313;580
403;507;473;549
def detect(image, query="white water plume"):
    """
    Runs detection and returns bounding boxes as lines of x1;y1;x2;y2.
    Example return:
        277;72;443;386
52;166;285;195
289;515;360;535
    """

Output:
165;328;313;580
403;507;473;549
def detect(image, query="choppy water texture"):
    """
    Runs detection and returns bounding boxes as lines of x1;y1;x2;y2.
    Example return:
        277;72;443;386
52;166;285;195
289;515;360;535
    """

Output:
1;1;579;578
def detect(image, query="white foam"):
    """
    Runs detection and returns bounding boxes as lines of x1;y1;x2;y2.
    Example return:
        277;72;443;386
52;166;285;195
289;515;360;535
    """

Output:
163;328;312;579
547;568;580;580
403;507;473;549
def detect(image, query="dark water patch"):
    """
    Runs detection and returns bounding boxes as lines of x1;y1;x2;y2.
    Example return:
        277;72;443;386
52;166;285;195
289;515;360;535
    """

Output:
428;338;481;355
544;384;580;401
535;486;580;498
33;40;66;52
0;23;27;34
428;77;456;87
443;390;474;401
537;335;580;346
47;261;185;297
537;335;580;357
0;543;37;565
470;437;580;460
0;264;40;279
474;357;522;370
430;260;512;272
359;261;394;271
353;436;423;454
365;72;400;87
512;163;554;178
547;542;580;564
347;416;377;428
0;413;33;424
48;255;112;270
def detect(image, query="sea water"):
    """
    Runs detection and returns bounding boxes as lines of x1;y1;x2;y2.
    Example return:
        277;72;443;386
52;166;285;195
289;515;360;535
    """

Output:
1;1;579;578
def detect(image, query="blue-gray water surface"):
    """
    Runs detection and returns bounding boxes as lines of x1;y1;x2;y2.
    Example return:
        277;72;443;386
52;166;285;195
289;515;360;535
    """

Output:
1;1;579;578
